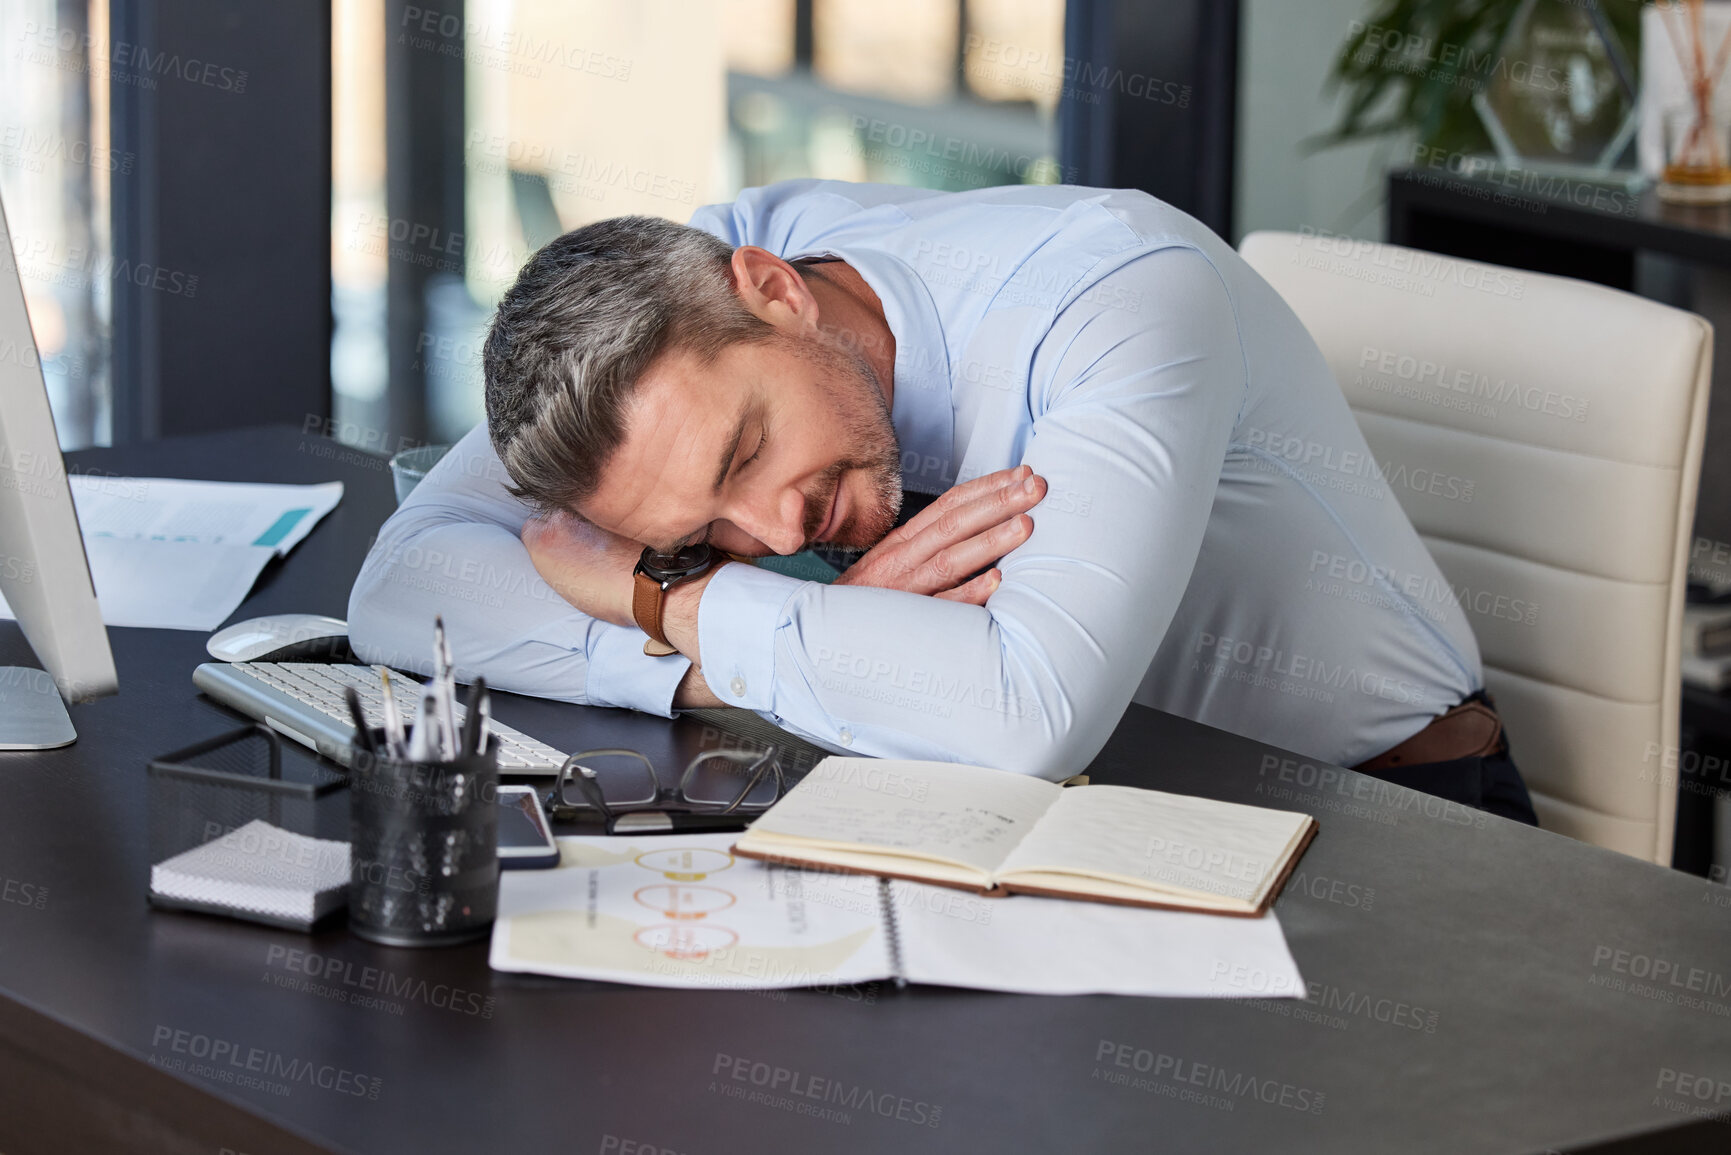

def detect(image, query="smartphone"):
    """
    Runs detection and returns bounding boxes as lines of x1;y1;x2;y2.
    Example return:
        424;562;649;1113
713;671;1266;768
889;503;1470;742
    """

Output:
496;785;560;869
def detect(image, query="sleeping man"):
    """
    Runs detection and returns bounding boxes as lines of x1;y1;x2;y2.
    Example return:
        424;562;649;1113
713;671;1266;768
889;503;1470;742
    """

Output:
348;180;1536;823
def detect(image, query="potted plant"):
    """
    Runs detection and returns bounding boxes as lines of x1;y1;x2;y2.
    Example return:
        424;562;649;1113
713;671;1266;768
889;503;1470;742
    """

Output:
1319;0;1646;162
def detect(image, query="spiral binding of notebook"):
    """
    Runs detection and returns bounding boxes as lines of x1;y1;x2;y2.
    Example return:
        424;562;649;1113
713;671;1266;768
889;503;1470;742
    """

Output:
877;877;906;989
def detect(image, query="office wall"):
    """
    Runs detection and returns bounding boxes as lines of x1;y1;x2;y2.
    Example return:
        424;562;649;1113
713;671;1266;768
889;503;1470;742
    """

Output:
1234;0;1407;245
109;0;331;443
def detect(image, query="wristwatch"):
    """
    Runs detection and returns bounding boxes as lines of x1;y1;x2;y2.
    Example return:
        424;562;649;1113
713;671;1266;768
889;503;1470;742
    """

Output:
632;542;726;656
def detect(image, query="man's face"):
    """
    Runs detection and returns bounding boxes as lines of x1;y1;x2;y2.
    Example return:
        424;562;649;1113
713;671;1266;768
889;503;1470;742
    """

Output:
576;331;903;558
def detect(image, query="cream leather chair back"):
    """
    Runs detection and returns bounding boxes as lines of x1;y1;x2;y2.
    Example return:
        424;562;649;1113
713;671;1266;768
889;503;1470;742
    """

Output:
1239;230;1711;863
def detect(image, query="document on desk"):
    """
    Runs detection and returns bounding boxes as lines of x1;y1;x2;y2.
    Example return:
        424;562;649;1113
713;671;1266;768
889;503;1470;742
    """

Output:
489;834;1306;997
0;477;342;631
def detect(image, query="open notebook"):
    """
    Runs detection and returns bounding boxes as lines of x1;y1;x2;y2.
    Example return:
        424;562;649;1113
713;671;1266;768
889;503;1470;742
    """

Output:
491;834;1307;997
734;758;1318;916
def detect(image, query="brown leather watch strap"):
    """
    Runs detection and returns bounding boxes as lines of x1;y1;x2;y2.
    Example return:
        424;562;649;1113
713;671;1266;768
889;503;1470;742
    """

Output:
633;571;678;656
1352;699;1503;774
633;558;737;657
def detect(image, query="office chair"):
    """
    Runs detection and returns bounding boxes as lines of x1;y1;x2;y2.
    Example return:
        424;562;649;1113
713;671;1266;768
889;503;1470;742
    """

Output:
1240;230;1712;864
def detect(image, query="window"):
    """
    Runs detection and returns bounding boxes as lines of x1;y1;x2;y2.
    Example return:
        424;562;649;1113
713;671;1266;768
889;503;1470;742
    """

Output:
726;0;1066;194
330;0;1065;448
0;0;114;450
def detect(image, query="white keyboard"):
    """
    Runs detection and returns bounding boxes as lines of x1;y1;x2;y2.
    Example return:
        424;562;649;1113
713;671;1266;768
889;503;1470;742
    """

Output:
192;661;569;774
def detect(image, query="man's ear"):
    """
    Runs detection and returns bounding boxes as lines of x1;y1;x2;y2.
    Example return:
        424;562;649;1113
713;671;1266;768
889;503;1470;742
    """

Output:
730;246;818;331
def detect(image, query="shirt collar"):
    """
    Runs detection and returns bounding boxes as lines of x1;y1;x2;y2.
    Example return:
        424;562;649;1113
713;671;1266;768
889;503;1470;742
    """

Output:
789;245;955;495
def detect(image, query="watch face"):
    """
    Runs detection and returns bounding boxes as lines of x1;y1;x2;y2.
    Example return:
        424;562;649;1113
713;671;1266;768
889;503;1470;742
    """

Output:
637;541;715;582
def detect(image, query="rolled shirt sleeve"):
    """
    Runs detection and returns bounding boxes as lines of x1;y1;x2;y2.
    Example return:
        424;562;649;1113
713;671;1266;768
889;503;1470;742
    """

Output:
346;423;692;715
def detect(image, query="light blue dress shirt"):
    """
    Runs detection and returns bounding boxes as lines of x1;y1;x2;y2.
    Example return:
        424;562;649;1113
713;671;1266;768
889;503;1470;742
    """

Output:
348;181;1481;778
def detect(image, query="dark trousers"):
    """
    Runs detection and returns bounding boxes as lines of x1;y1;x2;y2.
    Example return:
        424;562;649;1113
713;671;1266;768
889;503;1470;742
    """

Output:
1360;693;1539;826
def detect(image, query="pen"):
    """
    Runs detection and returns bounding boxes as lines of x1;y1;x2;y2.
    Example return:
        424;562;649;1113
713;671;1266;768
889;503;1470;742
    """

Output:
474;683;490;756
461;676;487;758
433;616;458;758
378;669;406;758
344;686;375;756
408;684;441;762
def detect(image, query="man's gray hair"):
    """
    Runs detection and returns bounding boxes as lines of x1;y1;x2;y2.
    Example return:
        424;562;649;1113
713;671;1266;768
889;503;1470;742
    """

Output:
483;215;776;514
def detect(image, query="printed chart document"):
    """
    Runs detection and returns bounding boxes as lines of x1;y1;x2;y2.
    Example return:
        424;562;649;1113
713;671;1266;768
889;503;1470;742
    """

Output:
734;759;1318;916
0;477;342;630
489;834;1305;998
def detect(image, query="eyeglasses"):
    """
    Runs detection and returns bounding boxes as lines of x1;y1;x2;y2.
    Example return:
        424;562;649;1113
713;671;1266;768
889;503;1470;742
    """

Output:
544;745;786;824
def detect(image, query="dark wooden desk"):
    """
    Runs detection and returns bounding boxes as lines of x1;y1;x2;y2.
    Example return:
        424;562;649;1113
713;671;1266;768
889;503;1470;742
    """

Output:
2;426;1729;1154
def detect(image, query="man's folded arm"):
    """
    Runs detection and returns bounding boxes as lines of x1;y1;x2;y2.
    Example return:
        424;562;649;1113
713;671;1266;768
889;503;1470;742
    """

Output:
691;247;1246;778
345;425;692;714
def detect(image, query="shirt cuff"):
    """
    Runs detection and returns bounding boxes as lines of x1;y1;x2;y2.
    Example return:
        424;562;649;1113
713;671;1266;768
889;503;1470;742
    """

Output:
582;620;692;717
698;560;806;712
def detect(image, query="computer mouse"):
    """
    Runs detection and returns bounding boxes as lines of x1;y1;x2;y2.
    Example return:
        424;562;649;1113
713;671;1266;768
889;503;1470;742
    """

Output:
206;614;355;663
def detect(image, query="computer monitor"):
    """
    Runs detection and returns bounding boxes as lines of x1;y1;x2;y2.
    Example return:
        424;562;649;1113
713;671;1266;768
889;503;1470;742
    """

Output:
0;190;117;748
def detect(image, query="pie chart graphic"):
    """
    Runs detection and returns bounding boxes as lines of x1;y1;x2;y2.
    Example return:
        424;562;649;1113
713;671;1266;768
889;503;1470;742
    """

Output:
634;884;736;920
635;847;735;881
635;923;738;960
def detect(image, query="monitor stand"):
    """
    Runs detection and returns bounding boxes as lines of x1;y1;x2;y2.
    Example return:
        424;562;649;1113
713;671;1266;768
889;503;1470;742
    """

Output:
0;667;77;749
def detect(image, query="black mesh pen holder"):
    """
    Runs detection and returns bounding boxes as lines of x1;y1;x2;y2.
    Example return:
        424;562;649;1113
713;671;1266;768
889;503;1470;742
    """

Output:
347;730;500;947
146;724;350;929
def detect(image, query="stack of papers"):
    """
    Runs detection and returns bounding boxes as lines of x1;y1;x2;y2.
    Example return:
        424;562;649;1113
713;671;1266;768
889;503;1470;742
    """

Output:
149;819;350;929
490;834;1306;998
0;477;342;630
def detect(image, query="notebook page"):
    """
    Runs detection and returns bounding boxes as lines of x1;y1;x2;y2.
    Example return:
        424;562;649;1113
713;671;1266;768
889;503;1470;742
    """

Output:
893;879;1305;997
492;835;892;990
742;758;1061;877
995;786;1312;907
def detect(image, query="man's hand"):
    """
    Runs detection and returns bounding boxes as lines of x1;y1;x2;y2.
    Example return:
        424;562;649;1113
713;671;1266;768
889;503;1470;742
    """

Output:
519;510;641;629
523;464;1043;673
834;465;1045;604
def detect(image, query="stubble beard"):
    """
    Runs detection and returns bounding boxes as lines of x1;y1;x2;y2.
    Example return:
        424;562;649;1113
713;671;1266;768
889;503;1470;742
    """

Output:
798;335;903;551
